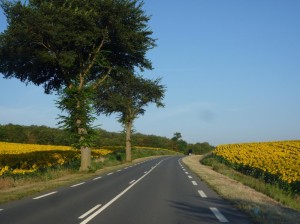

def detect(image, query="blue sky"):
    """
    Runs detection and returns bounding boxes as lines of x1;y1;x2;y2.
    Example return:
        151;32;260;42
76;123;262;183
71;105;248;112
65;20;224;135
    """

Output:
0;0;300;146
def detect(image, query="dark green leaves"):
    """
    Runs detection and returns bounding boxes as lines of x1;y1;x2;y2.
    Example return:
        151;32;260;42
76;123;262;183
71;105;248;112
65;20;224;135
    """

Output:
94;73;165;125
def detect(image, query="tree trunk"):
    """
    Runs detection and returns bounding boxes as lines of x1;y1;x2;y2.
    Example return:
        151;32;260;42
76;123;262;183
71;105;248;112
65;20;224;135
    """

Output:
80;146;91;171
125;121;132;162
77;118;91;171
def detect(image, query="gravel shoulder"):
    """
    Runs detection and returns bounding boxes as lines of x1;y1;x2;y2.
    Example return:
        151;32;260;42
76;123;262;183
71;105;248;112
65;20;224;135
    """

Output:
182;155;300;224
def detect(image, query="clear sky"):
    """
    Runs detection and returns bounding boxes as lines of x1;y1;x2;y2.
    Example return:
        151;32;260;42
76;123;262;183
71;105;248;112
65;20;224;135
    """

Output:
0;0;300;146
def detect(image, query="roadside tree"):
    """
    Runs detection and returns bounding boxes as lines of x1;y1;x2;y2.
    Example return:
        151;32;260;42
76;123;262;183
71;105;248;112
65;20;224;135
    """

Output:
93;74;165;162
0;0;155;170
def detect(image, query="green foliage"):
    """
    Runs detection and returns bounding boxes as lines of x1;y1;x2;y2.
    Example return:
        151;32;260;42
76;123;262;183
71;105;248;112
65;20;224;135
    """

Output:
93;73;165;161
0;0;155;92
0;124;174;149
0;0;156;167
171;132;188;152
0;124;216;153
187;142;215;155
0;124;72;145
56;86;96;149
94;74;165;125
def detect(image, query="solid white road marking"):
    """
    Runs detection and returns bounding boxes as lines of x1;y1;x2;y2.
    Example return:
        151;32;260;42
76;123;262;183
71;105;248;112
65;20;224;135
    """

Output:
198;190;207;198
192;181;198;186
210;207;229;222
79;204;102;219
80;162;161;224
33;191;57;200
93;176;102;180
71;182;85;188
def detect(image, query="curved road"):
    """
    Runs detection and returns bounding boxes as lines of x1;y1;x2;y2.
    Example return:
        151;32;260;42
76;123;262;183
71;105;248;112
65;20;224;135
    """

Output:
0;156;252;224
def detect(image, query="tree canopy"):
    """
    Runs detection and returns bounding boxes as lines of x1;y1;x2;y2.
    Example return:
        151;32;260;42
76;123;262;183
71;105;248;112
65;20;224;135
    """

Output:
0;0;156;170
93;73;165;161
0;0;155;93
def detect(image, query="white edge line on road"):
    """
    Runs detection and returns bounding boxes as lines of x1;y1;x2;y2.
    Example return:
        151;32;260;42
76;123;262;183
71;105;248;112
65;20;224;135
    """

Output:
0;209;3;211
78;204;102;219
198;190;207;198
117;169;122;172
210;207;229;223
188;176;192;179
70;182;85;188
33;191;57;200
93;176;102;180
107;172;113;176
192;181;198;186
80;163;161;224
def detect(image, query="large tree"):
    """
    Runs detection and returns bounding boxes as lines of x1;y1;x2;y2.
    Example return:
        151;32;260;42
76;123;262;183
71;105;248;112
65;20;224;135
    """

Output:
0;0;155;170
94;74;165;162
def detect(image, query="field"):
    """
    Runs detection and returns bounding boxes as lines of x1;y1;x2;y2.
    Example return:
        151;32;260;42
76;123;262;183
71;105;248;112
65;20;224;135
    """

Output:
0;141;170;177
213;140;300;192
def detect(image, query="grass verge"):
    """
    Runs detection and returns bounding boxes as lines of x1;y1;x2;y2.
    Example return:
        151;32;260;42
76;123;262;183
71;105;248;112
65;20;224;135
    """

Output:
201;154;300;211
182;155;300;224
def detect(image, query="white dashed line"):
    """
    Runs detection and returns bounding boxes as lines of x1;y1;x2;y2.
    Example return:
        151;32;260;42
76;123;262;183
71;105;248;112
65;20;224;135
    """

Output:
188;176;192;179
107;172;113;176
210;207;229;222
93;176;102;180
198;190;207;198
191;181;198;186
33;191;57;199
129;180;136;185
71;182;85;188
80;164;159;224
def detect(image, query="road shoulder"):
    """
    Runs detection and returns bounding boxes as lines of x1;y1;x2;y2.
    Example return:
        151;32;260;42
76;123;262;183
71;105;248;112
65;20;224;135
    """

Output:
182;155;300;224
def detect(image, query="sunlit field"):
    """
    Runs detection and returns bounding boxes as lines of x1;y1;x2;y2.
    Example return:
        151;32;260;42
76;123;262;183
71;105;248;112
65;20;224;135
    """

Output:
213;140;300;192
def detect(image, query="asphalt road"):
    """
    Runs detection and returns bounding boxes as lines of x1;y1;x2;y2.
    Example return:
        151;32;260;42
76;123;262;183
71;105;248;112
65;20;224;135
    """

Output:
0;156;252;224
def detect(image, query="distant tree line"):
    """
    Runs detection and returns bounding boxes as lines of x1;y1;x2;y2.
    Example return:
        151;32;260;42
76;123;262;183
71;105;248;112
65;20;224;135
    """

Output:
0;124;214;154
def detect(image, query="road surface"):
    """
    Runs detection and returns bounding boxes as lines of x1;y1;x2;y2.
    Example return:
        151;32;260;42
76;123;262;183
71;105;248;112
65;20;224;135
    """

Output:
0;156;252;223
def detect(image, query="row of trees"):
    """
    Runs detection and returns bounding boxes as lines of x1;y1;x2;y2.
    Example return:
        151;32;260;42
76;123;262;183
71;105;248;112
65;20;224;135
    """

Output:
0;124;215;154
0;124;171;149
0;0;164;170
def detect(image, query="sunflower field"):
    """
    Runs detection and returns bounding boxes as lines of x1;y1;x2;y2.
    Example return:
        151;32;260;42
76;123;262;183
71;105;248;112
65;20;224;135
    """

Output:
213;140;300;192
0;141;113;176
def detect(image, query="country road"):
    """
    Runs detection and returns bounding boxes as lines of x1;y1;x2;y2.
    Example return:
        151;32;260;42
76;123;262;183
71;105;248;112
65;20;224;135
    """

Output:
0;156;252;224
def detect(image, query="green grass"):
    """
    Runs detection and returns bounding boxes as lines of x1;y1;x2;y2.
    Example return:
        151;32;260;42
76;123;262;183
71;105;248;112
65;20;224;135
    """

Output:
201;155;300;211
